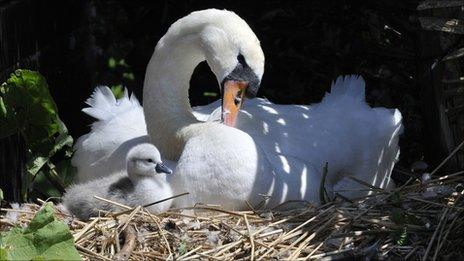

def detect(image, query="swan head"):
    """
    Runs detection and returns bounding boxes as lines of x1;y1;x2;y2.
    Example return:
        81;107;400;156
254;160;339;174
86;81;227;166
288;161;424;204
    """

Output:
126;143;173;178
197;10;265;126
148;9;264;128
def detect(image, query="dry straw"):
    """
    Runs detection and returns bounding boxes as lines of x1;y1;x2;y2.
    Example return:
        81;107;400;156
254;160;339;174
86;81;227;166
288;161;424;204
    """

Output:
1;143;464;260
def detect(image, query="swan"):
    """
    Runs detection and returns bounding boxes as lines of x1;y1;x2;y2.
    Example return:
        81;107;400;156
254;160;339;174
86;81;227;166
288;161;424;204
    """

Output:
72;9;403;209
64;143;173;220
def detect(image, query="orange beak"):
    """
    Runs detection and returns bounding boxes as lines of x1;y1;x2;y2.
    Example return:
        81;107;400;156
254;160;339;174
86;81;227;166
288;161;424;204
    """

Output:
222;80;247;127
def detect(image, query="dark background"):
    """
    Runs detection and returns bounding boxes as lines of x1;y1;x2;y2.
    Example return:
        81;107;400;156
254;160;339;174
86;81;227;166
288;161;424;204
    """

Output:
1;0;463;177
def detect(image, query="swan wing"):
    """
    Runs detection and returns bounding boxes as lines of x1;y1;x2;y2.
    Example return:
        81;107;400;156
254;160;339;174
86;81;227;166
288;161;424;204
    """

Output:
234;75;402;197
192;100;221;121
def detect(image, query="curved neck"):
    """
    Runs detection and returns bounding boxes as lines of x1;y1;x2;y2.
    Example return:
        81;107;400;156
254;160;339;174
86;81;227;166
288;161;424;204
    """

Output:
143;34;206;160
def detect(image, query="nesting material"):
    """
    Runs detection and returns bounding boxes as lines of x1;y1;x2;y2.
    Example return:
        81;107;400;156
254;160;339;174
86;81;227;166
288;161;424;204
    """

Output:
1;171;464;260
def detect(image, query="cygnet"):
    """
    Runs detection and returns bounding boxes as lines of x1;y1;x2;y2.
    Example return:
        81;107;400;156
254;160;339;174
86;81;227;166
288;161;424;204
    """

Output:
63;143;173;220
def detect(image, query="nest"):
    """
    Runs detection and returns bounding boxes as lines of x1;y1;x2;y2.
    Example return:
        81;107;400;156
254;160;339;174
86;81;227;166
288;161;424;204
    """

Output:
1;167;464;261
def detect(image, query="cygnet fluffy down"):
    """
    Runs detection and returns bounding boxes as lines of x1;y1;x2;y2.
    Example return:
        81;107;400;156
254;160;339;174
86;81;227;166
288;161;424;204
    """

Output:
63;143;173;220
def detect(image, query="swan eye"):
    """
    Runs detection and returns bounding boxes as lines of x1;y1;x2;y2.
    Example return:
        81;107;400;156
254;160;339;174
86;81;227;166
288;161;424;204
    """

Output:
146;159;154;163
237;54;248;67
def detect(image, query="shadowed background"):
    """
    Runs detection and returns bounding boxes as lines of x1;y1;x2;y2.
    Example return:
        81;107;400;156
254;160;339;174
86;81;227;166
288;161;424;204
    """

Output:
1;0;463;188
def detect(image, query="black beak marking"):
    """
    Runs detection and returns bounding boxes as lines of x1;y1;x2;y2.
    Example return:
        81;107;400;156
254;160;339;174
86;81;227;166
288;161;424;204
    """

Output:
221;53;260;99
155;163;173;174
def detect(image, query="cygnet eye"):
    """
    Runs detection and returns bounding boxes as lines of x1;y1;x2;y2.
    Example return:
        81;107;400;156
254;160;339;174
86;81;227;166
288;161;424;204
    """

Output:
146;158;154;163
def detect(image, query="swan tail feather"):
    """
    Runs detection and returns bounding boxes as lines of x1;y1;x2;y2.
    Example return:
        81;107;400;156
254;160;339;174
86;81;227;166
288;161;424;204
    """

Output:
72;86;145;182
323;75;366;103
82;86;141;122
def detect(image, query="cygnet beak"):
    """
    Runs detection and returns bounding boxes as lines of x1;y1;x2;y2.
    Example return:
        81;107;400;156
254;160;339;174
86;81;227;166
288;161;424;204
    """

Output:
221;80;247;127
155;163;173;174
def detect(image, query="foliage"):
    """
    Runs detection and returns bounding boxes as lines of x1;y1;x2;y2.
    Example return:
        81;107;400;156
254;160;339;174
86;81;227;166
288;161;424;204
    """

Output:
389;195;424;246
110;84;124;99
0;203;81;260
0;70;75;200
1;70;59;148
177;241;188;256
103;56;135;99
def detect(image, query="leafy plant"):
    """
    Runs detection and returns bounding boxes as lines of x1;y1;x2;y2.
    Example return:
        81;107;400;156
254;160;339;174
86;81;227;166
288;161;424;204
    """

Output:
0;203;81;260
389;206;423;246
107;56;136;99
394;226;408;246
177;241;188;256
0;70;75;200
110;85;125;99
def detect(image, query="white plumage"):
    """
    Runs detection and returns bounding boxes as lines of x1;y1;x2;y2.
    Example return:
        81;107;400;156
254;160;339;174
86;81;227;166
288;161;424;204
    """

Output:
64;143;173;220
231;75;402;199
73;76;401;208
71;9;403;210
72;87;148;182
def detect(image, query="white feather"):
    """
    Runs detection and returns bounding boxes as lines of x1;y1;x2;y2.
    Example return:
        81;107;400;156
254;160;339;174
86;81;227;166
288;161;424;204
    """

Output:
72;9;402;210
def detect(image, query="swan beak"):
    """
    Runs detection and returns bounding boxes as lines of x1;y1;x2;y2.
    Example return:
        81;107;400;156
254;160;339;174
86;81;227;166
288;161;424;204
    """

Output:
222;80;247;127
155;163;173;174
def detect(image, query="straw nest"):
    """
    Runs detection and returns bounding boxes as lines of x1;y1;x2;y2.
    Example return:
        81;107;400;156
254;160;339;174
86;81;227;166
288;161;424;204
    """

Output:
1;168;463;261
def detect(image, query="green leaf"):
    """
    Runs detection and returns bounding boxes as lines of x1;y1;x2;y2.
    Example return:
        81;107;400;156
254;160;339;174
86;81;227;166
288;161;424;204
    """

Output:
55;160;77;187
111;85;124;99
27;156;49;177
0;96;6;117
108;57;117;69
0;83;18;139
122;72;134;81
1;70;60;154
0;247;8;260
203;92;218;97
31;171;61;199
0;227;37;260
118;59;129;67
1;70;75;200
393;226;408;246
0;203;81;260
178;242;187;256
24;203;56;233
50;133;73;157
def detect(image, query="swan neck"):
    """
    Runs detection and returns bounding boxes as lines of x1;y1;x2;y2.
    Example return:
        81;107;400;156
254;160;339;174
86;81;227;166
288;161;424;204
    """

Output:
143;35;205;159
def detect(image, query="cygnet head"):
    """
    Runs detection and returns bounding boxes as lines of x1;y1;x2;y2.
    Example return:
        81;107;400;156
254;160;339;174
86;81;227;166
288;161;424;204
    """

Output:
126;143;172;178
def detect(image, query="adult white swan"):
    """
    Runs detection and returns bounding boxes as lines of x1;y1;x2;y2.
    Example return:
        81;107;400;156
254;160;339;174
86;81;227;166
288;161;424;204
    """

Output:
72;9;402;209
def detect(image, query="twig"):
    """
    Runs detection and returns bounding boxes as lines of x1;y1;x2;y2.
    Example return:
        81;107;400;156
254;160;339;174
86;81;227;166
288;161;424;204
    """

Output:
244;214;255;261
114;225;137;261
143;208;172;256
76;244;112;261
347;176;383;191
422;208;449;260
430;140;464;176
143;192;190;208
74;217;100;242
93;196;132;210
319;162;329;204
288;215;336;259
433;195;463;260
178;246;202;260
